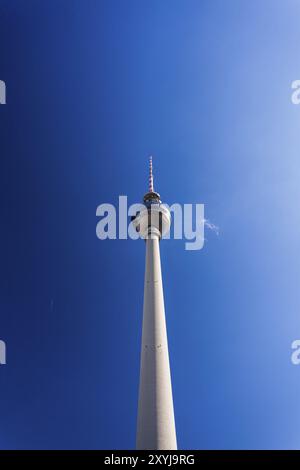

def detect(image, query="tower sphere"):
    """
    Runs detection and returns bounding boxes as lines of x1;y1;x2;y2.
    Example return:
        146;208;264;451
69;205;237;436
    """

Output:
133;158;171;239
133;200;171;239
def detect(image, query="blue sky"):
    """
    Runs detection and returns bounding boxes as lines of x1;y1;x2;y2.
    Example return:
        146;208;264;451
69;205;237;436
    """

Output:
1;0;300;449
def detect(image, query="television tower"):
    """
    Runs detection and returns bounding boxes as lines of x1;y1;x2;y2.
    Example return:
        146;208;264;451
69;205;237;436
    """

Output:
134;157;177;450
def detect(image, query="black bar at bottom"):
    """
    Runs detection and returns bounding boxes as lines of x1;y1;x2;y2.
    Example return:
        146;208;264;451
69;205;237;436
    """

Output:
0;450;299;466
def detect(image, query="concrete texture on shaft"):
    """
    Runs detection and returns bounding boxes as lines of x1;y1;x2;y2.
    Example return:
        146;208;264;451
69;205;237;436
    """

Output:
136;234;177;450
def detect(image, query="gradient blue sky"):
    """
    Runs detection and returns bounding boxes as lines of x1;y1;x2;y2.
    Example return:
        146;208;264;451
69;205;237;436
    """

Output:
1;0;300;450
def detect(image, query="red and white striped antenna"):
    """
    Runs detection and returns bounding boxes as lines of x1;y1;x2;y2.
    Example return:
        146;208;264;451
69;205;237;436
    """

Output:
149;155;154;192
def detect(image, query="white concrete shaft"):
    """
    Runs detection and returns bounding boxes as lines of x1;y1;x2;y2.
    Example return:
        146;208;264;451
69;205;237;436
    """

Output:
136;234;177;450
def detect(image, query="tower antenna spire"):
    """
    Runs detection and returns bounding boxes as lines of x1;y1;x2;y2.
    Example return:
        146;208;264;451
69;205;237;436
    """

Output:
149;155;154;193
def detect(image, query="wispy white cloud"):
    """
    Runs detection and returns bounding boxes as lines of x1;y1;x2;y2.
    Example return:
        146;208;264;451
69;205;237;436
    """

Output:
204;218;219;236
